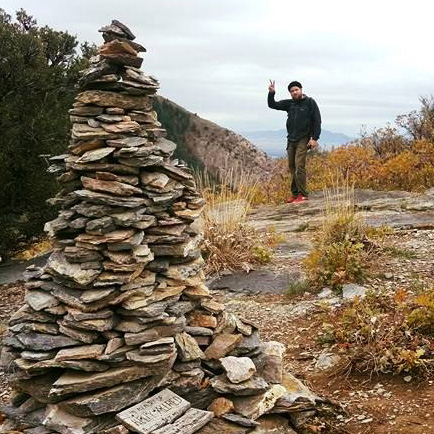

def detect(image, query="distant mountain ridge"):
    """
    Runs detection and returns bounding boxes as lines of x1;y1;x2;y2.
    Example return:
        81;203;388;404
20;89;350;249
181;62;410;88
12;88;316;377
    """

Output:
242;129;354;157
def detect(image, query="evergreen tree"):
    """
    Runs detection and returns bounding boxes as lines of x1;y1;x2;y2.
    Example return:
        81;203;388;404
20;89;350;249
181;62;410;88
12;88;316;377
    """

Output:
0;9;96;256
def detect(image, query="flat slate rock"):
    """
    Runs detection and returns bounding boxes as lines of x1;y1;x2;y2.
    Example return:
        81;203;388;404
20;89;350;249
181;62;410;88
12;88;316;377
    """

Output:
232;385;287;420
82;176;142;197
152;408;214;434
220;356;256;384
222;414;259;428
8;305;56;326
74;189;146;208
116;389;191;434
15;357;109;374
207;397;234;417
25;290;60;311
210;375;269;396
49;365;164;398
55;344;106;362
59;376;163;417
204;333;243;360
43;404;103;434
255;341;285;384
16;332;81;351
175;332;205;362
195;418;249;434
76;90;151;111
77;147;114;163
20;350;56;361
47;252;101;286
11;371;61;404
126;349;175;364
250;415;297;434
272;373;320;413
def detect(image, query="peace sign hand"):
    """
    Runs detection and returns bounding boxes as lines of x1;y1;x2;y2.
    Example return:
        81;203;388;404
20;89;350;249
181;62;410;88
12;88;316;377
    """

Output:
268;79;275;93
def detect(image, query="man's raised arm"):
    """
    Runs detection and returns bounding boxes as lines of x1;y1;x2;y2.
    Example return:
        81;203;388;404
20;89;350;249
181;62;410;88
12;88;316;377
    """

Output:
267;80;290;111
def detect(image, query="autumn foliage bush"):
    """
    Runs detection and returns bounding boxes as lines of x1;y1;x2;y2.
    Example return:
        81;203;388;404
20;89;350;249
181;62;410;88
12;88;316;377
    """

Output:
320;285;434;377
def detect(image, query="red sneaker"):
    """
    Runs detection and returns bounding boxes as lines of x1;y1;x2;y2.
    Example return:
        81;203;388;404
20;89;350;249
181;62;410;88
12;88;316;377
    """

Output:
293;195;308;203
286;196;299;203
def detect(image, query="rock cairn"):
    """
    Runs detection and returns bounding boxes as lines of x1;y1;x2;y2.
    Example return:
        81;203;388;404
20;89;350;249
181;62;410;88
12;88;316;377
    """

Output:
1;21;322;434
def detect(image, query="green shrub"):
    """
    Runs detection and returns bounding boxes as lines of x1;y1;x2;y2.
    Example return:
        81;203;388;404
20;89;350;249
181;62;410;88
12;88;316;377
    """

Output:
285;280;310;299
0;9;95;256
305;241;368;289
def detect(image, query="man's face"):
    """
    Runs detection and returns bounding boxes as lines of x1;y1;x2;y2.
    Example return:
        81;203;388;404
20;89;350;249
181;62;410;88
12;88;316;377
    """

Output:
289;86;302;100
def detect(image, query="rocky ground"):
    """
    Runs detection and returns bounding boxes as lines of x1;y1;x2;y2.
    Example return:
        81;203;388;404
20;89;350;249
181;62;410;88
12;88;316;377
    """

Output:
211;188;434;434
1;188;434;433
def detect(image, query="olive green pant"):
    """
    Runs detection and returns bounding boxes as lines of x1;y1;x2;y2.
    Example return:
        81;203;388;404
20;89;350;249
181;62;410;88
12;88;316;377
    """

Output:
287;136;309;198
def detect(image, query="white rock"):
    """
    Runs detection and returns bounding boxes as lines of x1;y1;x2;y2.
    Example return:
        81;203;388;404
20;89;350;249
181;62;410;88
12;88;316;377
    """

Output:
220;356;257;384
342;283;367;301
314;351;341;371
384;273;393;279
318;288;333;298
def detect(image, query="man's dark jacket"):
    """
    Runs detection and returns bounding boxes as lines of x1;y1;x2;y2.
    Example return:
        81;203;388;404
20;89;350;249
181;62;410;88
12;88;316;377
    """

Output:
267;92;321;141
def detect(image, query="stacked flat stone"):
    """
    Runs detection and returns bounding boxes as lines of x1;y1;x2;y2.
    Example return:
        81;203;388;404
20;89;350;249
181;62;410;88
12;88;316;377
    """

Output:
1;21;321;434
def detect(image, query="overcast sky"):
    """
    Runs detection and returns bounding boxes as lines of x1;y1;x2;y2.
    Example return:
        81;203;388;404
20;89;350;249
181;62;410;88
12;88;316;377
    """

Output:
3;0;434;137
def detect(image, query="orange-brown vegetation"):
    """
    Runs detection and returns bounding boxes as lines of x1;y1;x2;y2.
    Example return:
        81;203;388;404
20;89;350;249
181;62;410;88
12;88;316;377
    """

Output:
320;284;434;377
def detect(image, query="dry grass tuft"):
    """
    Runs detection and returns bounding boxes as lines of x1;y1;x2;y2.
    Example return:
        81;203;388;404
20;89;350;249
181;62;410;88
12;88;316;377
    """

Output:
197;169;277;275
303;177;384;289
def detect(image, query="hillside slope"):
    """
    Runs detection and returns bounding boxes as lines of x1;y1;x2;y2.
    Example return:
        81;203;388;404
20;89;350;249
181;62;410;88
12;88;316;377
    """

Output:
154;96;273;178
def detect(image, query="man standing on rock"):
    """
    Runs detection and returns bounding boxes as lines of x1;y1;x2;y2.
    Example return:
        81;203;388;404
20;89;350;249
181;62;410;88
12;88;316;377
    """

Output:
267;80;321;203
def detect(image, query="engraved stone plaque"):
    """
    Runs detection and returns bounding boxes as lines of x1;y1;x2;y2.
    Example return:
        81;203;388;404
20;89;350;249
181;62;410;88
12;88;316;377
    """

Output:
116;389;191;434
